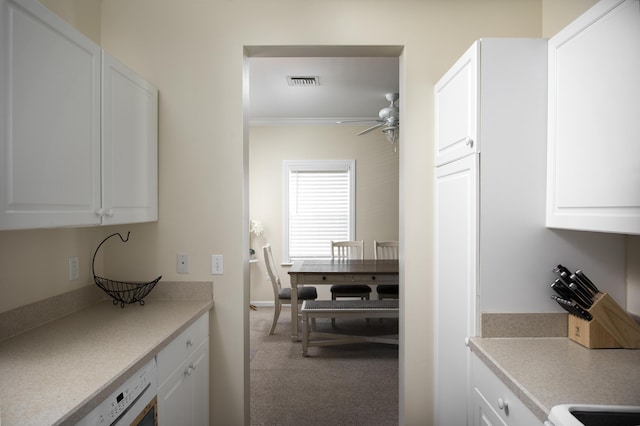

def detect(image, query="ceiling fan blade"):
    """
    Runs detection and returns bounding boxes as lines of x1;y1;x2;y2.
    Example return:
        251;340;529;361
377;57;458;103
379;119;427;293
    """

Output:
357;122;384;136
337;119;381;124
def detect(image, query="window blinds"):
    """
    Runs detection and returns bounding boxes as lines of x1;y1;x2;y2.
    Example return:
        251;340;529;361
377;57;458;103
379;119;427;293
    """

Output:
286;162;353;260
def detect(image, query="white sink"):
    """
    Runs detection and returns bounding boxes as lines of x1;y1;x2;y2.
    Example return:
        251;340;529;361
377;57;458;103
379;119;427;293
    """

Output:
548;404;640;426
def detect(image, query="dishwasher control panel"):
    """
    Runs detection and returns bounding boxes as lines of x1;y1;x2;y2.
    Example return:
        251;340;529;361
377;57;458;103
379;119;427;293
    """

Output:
76;357;157;426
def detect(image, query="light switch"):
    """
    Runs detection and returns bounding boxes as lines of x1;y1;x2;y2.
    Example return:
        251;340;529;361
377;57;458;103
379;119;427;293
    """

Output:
211;255;223;275
69;256;79;281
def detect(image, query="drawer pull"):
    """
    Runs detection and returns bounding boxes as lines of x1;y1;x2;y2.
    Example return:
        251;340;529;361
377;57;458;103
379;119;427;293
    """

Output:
322;276;327;280
371;276;376;280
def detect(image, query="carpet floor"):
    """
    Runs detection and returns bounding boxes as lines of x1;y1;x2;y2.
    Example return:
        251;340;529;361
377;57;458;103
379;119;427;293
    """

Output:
250;305;399;426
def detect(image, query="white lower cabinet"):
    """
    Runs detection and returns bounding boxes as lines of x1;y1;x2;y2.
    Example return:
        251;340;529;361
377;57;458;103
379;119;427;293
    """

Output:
157;312;209;426
471;353;542;426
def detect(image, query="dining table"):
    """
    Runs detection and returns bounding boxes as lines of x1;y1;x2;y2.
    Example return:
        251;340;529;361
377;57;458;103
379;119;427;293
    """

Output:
287;259;399;342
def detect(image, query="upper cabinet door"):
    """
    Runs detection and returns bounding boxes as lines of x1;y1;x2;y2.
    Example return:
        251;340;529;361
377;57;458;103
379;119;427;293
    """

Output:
0;0;101;229
434;42;478;166
102;52;158;225
547;0;640;234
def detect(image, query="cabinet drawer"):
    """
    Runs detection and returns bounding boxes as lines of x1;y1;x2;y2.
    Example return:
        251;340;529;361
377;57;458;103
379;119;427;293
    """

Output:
472;354;541;426
474;387;507;426
301;274;347;284
351;274;397;284
157;312;209;386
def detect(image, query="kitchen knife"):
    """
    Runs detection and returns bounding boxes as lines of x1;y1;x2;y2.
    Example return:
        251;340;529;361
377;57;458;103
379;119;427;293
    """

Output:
553;264;572;276
551;295;585;319
551;295;593;321
558;271;593;308
551;278;574;300
575;269;600;294
569;273;597;298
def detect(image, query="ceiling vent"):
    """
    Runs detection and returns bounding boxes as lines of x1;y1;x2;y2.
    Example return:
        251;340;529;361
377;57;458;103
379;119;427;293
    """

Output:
286;76;319;87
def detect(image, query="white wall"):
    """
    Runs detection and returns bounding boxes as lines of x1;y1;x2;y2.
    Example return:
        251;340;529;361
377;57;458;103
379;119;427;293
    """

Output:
249;125;400;303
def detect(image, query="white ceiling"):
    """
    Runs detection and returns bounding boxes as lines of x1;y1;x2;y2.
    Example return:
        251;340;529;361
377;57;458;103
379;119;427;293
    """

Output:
248;56;400;126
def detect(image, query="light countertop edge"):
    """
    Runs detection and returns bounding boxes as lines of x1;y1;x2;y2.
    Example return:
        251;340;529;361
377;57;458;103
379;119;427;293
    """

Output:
469;337;640;423
0;298;213;426
469;338;551;422
61;300;214;426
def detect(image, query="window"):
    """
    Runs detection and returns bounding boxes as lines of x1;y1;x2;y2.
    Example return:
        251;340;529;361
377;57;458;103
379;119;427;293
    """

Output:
283;160;355;262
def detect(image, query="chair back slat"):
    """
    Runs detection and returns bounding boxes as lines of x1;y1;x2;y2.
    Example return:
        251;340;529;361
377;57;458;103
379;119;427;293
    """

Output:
331;240;364;260
263;244;282;300
374;240;399;260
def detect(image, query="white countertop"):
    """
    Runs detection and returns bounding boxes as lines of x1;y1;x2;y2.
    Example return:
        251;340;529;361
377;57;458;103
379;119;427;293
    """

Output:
0;298;212;425
470;337;640;422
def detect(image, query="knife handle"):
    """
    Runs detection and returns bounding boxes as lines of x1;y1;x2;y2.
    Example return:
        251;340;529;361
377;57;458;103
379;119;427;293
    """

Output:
568;282;593;309
554;264;572;276
560;272;593;308
570;273;596;297
551;279;573;300
575;269;600;294
551;295;592;321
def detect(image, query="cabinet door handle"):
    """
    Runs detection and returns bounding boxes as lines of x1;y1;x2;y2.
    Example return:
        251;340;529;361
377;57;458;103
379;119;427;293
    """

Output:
184;363;195;376
464;137;474;147
95;208;104;217
186;339;194;348
498;398;509;411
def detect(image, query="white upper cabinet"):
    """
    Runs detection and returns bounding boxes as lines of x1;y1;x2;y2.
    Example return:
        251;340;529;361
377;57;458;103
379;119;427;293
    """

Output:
102;52;158;225
0;0;158;230
0;0;101;229
434;42;478;166
546;0;640;235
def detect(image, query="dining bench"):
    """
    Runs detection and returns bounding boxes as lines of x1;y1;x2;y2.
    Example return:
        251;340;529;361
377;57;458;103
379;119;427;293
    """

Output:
300;299;399;356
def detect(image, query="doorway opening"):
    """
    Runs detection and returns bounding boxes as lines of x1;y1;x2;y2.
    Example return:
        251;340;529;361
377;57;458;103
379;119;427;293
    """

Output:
243;44;404;423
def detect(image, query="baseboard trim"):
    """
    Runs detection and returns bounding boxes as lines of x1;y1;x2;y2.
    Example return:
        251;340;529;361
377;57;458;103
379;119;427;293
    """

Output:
250;301;275;308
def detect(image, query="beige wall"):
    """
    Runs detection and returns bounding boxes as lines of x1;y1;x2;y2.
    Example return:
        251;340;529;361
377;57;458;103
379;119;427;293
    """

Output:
39;0;101;44
3;0;627;425
249;125;400;303
541;0;599;37
99;1;542;424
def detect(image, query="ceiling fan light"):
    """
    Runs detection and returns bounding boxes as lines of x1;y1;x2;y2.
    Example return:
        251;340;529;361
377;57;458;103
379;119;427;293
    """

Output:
383;126;399;144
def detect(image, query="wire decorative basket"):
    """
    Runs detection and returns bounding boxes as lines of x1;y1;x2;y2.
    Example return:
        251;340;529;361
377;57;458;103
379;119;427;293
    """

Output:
92;232;162;308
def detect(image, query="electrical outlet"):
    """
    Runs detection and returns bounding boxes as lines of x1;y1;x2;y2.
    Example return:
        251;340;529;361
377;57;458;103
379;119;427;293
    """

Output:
68;256;79;281
211;255;223;275
177;254;189;274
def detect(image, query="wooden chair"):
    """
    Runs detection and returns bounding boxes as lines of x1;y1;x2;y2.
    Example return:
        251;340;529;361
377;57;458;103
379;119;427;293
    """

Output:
374;240;399;299
263;244;317;335
329;240;371;325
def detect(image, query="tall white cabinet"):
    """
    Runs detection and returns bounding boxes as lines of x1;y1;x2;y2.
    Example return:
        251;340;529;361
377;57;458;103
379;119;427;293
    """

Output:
546;0;640;235
434;38;626;426
0;0;158;230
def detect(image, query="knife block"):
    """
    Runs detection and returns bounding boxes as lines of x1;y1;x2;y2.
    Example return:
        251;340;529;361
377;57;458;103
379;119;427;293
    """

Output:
568;292;640;349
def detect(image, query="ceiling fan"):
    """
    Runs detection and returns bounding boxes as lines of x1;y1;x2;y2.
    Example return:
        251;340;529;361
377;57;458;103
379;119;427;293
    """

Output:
338;93;400;136
338;92;399;148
